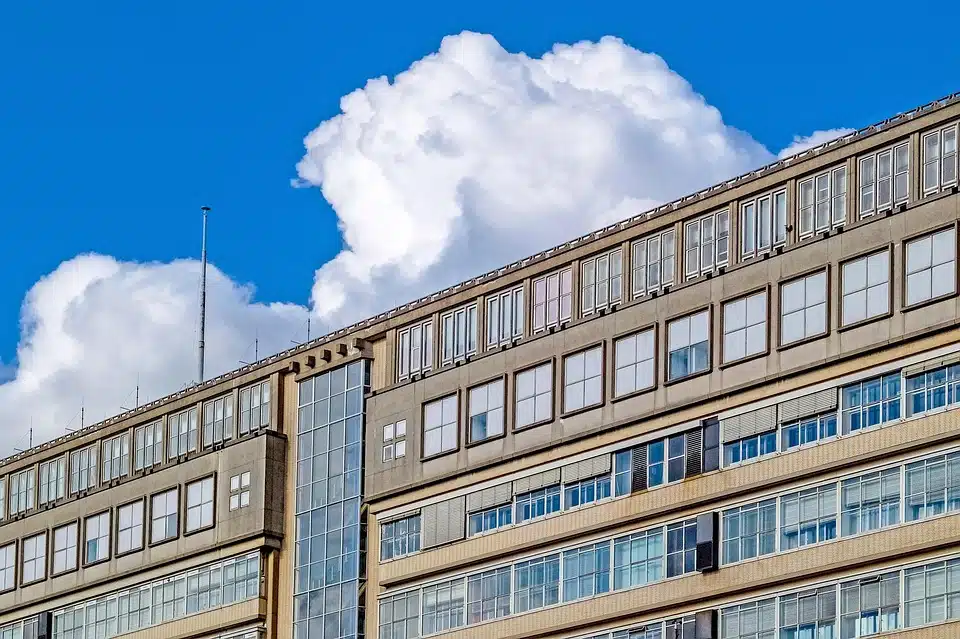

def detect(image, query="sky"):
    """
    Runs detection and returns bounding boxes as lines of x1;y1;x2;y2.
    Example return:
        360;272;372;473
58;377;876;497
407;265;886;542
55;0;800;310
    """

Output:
0;1;958;454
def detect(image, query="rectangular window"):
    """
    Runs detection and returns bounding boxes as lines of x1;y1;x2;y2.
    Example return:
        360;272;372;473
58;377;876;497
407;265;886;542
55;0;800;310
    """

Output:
101;432;130;482
722;291;767;364
781;412;837;451
423;394;458;458
799;165;847;237
379;591;420;639
665;519;697;577
467;504;512;537
581;248;623;314
380;515;421;560
720;598;776;639
904;452;960;522
53;522;78;574
0;543;14;592
238;380;270;434
564;474;612;509
563;346;603;413
780;270;828;346
39;457;66;506
0;477;5;520
167;407;198;459
397;320;434;380
667;309;710;381
532;267;573;332
203;395;234;448
467;566;511;624
612;527;663;590
514;554;560;613
382;420;407;462
70;446;98;495
722;499;776;565
186;476;215;532
647;434;686;487
859;143;909;217
515;485;561;523
468;379;505;444
441;303;478;365
905;227;957;307
780;485;837;550
117;500;144;554
922;123;958;195
840;572;901;637
614;329;655;398
229;472;251;511
562;541;611;602
613;450;632;497
21;532;46;584
740;189;787;257
723;431;776;466
515;361;553;429
84;511;110;564
905;363;960;417
904;559;960;628
842;250;890;327
134;421;163;471
151;488;179;543
9;468;35;515
780;588;838;639
632;229;675;297
841;373;901;434
421;578;465;634
486;286;524;348
684;209;729;279
841;468;901;537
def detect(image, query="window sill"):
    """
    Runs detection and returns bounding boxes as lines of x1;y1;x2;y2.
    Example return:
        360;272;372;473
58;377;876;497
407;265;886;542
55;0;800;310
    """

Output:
718;350;769;371
420;448;459;464
560;401;604;420
610;385;657;404
663;367;711;388
465;431;507;449
776;330;829;353
902;291;959;314
837;310;893;333
513;418;553;434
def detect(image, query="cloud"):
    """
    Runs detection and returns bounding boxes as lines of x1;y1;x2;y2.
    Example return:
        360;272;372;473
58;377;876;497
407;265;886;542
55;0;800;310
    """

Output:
778;128;856;159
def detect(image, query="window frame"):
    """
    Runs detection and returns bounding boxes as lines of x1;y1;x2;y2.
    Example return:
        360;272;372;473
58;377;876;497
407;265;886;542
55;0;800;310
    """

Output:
167;406;199;460
440;302;479;366
134;421;164;472
739;188;787;258
51;520;79;576
380;513;422;561
83;510;111;567
202;393;235;449
229;472;252;511
798;164;848;238
902;224;958;311
69;444;98;495
921;122;958;196
858;141;910;218
148;486;180;547
561;343;605;416
778;268;830;349
184;475;216;535
580;247;623;315
20;530;47;586
238;379;271;435
612;325;658;400
631;228;676;298
664;307;712;384
485;285;525;349
839;247;893;330
466;376;507;446
0;541;16;594
115;498;146;557
513;359;555;431
683;209;729;280
9;466;36;516
101;431;131;483
720;287;770;366
421;392;460;461
39;455;66;506
382;419;408;462
396;319;434;381
532;267;573;333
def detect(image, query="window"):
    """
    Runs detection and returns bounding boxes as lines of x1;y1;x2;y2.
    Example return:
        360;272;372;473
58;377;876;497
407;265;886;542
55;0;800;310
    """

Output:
0;477;5;520
53;522;78;574
904;559;960;628
467;567;511;623
151;488;179;543
102;432;130;482
839;572;901;637
441;303;478;365
397;320;434;380
84;511;110;564
486;286;524;348
229;472;251;511
905;363;960;416
723;431;776;466
780;588;837;639
186;476;215;532
632;229;675;297
841;468;900;537
722;291;767;364
532;267;572;332
841;250;890;326
203;395;234;448
740;190;787;257
563;346;603;413
613;450;632;497
167;407;198;459
667;310;710;381
380;515;421;560
564;474;611;509
562;541;610;601
781;412;837;450
614;329;655;398
581;248;623;314
423;394;458;458
647;434;686;487
10;468;35;515
21;532;46;584
799;165;847;237
722;499;776;564
468;379;505;443
39;457;66;505
514;554;560;613
379;591;420;639
382;420;407;462
134;422;163;471
69;445;97;494
861;143;910;217
515;361;553;429
665;519;697;577
720;598;776;639
780;270;827;346
684;209;729;279
117;500;144;554
905;227;957;307
841;373;901;434
421;578;465;634
612;528;663;590
515;485;561;523
904;452;960;522
780;485;837;550
922;123;958;195
0;543;14;592
238;380;270;434
468;504;512;536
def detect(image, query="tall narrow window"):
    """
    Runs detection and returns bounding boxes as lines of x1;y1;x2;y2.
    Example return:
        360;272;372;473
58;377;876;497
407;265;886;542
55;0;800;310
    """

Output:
21;532;47;584
905;226;957;307
486;286;524;348
70;445;98;494
799;165;847;237
117;500;144;554
441;303;478;365
667;310;710;381
9;468;36;515
84;511;110;564
841;250;890;326
0;477;5;520
150;488;179;543
722;290;767;364
238;380;271;435
0;543;13;592
647;434;686;487
532;267;573;332
780;270;828;346
632;229;675;297
167;407;198;459
684;210;729;279
515;361;553;428
52;523;78;574
922;123;958;195
859;142;909;217
581;248;623;314
186;477;215;532
740;189;786;257
134;421;163;471
563;345;603;413
665;519;697;577
202;395;234;448
101;432;130;482
422;394;458;458
614;328;655;397
39;457;66;505
397;320;434;380
468;379;505;444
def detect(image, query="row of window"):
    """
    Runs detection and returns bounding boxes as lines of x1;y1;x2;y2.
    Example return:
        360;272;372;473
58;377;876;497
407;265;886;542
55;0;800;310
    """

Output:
0;381;269;524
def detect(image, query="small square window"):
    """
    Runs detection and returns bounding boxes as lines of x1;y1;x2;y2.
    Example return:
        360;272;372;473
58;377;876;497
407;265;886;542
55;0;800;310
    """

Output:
395;440;407;458
383;423;395;441
382;444;394;462
228;472;251;512
396;420;407;437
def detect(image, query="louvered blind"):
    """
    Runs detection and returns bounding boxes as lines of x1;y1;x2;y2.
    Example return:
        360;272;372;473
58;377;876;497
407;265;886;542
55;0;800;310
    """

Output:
465;483;513;513
778;388;837;422
722;405;777;443
561;454;612;483
421;496;465;548
685;429;703;477
630;446;647;492
512;468;561;495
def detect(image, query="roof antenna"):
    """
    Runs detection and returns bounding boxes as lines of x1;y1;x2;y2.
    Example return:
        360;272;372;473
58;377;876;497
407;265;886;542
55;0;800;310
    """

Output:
198;206;211;383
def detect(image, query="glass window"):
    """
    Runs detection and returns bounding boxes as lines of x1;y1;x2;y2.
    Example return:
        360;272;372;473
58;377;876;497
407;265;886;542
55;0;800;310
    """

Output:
842;250;890;326
9;468;36;515
905;364;960;416
238;380;271;435
0;543;14;592
780;271;827;345
612;528;664;590
904;452;960;522
721;499;776;565
21;532;46;584
134;422;163;471
423;394;458;457
741;190;787;257
70;445;97;494
516;362;553;429
0;477;5;520
799;165;847;237
720;598;776;639
532;267;573;332
379;591;420;639
667;310;710;381
632;229;675;297
647;434;686;488
859;143;909;217
723;431;776;467
922;124;958;195
151;489;179;543
564;474;612;509
515;485;561;523
514;554;560;613
102;433;131;482
421;578;466;634
563;541;610;602
581;248;623;314
467;567;511;624
84;511;110;564
904;559;960;628
840;572;901;638
468;379;505;444
397;320;434;380
486;286;524;348
614;329;655;397
842;374;901;433
780;485;837;550
780;588;837;639
167;407;198;459
203;395;234;448
117;501;144;554
441;303;478;365
781;412;837;451
382;419;408;462
905;227;957;307
722;291;767;364
186;477;215;532
563;346;603;413
39;456;66;505
666;519;697;578
229;472;251;511
380;515;421;560
468;504;512;537
841;468;901;537
613;450;632;497
684;210;729;279
53;522;78;574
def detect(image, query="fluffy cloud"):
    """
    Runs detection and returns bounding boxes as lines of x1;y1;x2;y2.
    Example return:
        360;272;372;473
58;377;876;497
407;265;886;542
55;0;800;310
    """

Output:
778;128;856;159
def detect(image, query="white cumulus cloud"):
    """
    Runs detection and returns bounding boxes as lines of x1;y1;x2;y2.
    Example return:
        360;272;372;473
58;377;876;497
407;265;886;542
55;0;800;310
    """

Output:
778;128;856;159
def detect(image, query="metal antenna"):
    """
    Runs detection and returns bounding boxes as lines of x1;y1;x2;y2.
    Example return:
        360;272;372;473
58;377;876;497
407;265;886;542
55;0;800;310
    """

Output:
199;206;211;383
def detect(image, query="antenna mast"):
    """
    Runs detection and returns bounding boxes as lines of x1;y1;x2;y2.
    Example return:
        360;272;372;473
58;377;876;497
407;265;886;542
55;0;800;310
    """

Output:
199;206;210;383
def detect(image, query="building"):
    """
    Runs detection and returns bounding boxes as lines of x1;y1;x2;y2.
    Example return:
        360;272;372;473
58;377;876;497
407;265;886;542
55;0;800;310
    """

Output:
2;93;960;639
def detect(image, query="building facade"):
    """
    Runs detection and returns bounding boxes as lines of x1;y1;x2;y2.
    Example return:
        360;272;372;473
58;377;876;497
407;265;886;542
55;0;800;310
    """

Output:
2;93;960;639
